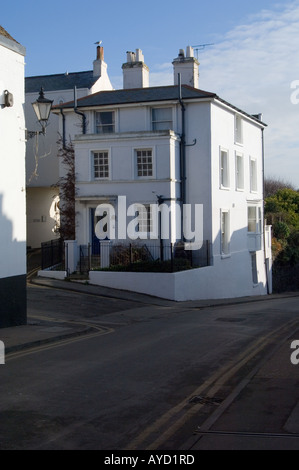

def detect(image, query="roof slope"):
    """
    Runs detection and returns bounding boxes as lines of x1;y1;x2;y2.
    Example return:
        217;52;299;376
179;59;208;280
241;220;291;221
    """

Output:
0;25;19;43
25;70;97;93
51;84;266;126
53;85;217;109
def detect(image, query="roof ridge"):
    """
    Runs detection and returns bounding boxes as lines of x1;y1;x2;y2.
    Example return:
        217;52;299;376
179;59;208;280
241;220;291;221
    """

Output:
26;70;93;80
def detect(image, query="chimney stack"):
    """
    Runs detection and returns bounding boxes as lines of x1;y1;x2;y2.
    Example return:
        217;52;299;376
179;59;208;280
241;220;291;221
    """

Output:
122;48;149;89
93;44;107;78
92;43;113;91
172;46;199;89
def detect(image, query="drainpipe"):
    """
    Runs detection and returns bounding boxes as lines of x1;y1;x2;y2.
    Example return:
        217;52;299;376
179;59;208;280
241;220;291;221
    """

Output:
178;74;186;240
261;125;270;295
74;86;86;134
60;108;66;149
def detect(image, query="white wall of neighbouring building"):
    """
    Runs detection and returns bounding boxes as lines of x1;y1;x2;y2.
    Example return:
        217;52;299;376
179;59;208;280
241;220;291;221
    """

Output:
0;28;27;327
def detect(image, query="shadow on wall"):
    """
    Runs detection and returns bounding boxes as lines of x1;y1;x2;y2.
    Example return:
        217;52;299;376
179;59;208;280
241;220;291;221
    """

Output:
0;194;27;328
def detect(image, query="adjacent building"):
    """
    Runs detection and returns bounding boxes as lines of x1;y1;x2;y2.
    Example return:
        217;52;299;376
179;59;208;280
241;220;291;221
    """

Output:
0;26;27;327
25;45;113;248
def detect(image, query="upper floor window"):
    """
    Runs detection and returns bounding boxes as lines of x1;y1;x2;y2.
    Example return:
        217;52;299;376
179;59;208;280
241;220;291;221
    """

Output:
220;148;229;189
152;107;173;131
248;206;262;233
136;149;153;178
236;152;244;190
235;115;243;144
221;210;230;255
95;111;115;134
250;157;258;192
93;151;110;179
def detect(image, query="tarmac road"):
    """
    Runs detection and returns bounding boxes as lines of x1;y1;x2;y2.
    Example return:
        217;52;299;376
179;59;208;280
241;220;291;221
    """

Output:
0;277;299;450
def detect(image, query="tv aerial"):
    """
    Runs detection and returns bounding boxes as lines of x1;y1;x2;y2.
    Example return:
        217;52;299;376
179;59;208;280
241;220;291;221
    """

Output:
192;43;214;59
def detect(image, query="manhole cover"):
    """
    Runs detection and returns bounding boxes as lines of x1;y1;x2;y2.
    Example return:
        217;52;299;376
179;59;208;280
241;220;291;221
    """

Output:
188;395;223;406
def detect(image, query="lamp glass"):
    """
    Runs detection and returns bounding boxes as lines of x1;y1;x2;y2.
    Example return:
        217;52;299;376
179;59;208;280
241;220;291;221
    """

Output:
32;88;53;123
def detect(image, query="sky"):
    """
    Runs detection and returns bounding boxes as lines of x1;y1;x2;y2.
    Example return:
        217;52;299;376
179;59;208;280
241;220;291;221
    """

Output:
2;0;299;188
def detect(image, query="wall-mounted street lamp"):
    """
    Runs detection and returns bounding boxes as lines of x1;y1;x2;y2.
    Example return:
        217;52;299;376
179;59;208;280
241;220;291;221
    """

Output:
26;87;53;140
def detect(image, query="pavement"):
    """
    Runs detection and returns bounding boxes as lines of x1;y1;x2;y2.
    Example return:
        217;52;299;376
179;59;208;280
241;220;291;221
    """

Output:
2;273;299;450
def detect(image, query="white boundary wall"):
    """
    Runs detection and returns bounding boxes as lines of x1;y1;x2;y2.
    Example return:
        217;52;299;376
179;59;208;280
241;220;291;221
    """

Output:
89;259;268;302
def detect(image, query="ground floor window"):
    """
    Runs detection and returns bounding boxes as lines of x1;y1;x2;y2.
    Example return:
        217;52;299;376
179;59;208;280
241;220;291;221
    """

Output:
221;210;230;255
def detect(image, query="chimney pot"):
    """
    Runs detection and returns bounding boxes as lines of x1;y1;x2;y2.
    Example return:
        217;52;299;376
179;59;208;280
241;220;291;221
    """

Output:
97;46;104;61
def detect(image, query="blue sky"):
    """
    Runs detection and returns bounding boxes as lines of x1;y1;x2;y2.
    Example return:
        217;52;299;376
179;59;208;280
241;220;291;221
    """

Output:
2;0;299;187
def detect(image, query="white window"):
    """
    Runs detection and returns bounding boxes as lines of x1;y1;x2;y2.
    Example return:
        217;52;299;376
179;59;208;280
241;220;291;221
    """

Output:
220;148;229;188
136;204;153;234
221;210;230;255
93;151;109;179
258;207;262;233
251;252;258;284
250;157;258;192
236;152;244;190
247;206;262;233
136;149;153;178
95;111;115;134
152;107;173;131
127;204;153;239
235;114;243;144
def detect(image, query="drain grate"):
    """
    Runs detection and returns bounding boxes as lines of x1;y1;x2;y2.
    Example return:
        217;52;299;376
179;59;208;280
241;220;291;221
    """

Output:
188;395;223;406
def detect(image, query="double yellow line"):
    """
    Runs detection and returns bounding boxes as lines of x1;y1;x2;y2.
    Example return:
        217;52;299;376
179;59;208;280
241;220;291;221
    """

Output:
6;314;114;362
126;318;299;450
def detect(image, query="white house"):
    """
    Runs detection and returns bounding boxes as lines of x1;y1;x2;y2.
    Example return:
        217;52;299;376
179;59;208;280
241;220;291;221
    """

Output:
0;26;27;327
51;46;272;301
25;45;113;249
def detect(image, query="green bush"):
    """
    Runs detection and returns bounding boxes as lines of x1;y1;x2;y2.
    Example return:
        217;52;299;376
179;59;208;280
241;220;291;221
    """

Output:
273;221;290;240
93;257;193;273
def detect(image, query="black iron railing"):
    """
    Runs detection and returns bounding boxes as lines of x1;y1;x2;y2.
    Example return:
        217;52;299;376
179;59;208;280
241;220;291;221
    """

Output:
41;239;64;270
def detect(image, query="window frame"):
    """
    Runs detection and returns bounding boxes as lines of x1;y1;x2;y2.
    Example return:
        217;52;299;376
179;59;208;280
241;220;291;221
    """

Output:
151;107;173;131
235;114;243;145
92;150;110;180
95;110;115;134
235;151;244;191
135;148;154;179
220;147;230;189
220;209;230;256
136;203;153;235
247;205;262;234
250;157;258;193
251;252;258;285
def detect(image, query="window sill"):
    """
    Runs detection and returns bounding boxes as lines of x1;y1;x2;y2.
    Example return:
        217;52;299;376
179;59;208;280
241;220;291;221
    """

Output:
220;185;230;191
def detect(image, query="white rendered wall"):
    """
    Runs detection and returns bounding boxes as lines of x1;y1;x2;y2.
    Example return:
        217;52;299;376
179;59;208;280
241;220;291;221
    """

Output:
0;38;26;278
73;130;181;246
210;101;267;293
26;187;60;248
89;259;267;301
25;88;89;188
